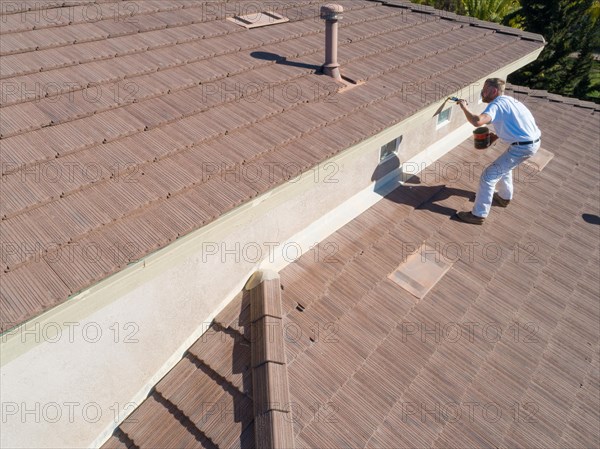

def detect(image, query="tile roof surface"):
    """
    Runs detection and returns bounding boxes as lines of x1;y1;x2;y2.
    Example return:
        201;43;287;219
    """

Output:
101;87;600;448
0;0;545;331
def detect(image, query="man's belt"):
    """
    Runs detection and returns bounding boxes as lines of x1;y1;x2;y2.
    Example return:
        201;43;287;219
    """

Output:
511;138;540;146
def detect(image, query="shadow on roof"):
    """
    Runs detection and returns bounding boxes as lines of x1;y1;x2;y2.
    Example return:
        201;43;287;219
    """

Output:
371;157;473;217
582;213;600;225
250;51;321;71
379;181;474;219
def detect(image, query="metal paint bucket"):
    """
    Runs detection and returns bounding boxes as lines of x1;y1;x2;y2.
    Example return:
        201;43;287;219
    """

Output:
473;127;491;149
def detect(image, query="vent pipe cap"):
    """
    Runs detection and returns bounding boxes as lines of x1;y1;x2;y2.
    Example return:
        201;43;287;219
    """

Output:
320;4;343;21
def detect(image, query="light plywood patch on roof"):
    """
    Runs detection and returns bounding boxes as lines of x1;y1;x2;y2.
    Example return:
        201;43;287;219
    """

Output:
227;11;289;29
523;147;554;172
388;244;453;299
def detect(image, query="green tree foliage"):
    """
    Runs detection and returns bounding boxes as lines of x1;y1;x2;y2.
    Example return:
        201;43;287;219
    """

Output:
410;0;464;13
461;0;520;22
411;0;519;22
508;0;600;102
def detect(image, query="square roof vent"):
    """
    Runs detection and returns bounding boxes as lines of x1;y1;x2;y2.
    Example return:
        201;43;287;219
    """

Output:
523;147;553;172
228;11;289;29
388;244;453;299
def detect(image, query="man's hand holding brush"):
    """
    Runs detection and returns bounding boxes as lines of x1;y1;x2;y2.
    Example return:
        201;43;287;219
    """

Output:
448;97;498;144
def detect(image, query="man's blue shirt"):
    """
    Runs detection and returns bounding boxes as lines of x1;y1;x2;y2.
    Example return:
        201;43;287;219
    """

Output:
483;95;541;143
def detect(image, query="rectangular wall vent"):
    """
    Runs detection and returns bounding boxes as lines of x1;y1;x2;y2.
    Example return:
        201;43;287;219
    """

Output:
436;107;452;128
228;11;289;29
380;136;403;162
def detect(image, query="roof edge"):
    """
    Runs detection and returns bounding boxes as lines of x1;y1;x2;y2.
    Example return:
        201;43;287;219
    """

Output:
372;0;545;43
507;83;600;112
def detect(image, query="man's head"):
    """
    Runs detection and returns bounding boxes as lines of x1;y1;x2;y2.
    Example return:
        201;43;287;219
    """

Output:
481;78;505;103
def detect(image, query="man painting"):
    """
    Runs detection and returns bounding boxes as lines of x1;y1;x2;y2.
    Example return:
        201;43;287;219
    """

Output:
455;78;541;225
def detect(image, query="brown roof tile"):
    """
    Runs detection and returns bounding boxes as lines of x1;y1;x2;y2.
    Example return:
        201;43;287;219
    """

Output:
108;304;255;448
99;430;133;449
188;326;252;395
0;260;71;328
119;392;216;449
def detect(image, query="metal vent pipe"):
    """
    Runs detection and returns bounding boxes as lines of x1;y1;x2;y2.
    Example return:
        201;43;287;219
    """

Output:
320;4;343;80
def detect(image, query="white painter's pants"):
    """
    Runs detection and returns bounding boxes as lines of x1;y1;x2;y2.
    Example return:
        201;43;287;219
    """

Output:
473;141;541;218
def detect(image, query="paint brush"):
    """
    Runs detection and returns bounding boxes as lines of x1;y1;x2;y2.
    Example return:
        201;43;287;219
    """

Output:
434;97;464;117
434;97;451;116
